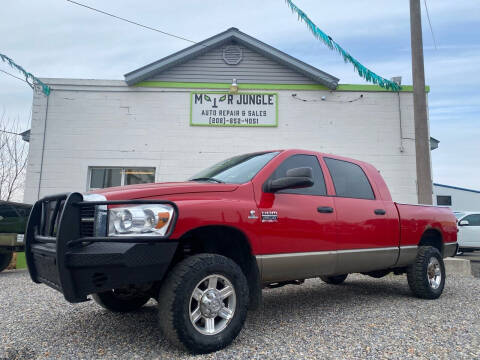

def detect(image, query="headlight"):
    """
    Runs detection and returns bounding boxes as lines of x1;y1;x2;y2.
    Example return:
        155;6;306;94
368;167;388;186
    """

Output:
108;205;175;236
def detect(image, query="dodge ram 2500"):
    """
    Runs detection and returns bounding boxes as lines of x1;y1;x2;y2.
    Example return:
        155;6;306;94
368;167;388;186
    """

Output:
25;149;457;353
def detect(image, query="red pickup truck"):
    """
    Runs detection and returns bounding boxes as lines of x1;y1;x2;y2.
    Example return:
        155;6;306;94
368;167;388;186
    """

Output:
25;149;457;353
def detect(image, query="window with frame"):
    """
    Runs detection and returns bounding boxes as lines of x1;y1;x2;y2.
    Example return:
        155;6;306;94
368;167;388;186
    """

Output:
463;214;480;226
324;157;375;200
88;167;155;190
269;154;327;196
436;195;452;206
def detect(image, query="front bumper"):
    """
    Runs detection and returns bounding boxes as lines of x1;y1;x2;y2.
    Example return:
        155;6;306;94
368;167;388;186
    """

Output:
25;192;178;303
444;242;459;258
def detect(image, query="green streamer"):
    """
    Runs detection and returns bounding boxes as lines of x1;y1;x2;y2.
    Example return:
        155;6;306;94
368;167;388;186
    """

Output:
0;53;50;96
285;0;401;91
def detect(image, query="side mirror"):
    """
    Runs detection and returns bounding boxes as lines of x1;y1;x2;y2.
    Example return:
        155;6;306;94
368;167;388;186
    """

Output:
264;167;314;193
459;220;469;226
286;167;313;178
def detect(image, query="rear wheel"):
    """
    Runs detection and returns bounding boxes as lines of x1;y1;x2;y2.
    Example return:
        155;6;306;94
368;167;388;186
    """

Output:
0;252;13;272
320;274;348;285
92;288;151;312
158;254;249;354
407;246;445;299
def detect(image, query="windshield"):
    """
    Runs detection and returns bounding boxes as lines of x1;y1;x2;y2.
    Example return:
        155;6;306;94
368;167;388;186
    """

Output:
454;212;465;219
189;152;279;184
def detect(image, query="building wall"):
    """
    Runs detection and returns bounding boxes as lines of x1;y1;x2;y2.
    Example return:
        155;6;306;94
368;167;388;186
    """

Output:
151;42;317;84
24;79;418;204
433;184;480;211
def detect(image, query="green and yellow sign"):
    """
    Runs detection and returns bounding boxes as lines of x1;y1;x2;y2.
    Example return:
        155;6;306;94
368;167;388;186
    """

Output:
190;92;278;127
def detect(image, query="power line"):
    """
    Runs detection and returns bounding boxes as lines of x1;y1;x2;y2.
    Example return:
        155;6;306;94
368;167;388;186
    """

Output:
423;0;437;50
65;0;198;45
0;129;21;136
0;69;30;84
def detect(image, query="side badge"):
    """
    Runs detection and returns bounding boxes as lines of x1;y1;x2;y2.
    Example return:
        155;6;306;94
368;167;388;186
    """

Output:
261;211;278;222
248;210;258;219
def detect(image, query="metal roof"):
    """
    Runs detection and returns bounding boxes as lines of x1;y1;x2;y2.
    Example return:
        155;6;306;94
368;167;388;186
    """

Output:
433;183;480;194
429;136;440;150
124;28;339;89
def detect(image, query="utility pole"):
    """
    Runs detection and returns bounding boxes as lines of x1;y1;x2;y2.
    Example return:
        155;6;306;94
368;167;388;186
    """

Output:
409;0;433;204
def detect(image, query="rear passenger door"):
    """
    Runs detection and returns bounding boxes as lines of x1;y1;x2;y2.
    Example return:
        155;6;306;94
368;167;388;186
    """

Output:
323;157;399;273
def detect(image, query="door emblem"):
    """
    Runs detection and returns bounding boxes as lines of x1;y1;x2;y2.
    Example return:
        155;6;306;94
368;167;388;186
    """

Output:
248;210;258;219
261;211;278;222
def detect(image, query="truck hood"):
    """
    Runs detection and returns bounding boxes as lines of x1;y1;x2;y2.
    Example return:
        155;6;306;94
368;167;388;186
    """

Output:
89;181;239;200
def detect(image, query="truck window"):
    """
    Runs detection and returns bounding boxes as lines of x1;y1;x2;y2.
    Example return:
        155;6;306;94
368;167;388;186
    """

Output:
0;204;17;220
269;155;326;196
324;158;375;200
189;152;279;184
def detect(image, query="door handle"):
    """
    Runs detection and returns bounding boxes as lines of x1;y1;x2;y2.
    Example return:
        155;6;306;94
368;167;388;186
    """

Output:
317;206;334;213
374;209;386;215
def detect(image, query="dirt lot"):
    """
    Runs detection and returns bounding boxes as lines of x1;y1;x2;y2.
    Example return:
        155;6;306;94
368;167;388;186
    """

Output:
0;270;479;359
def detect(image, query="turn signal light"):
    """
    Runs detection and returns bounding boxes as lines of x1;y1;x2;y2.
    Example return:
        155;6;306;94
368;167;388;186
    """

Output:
156;212;171;229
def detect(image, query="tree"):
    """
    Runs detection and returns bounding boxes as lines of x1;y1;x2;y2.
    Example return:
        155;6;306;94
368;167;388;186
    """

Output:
0;114;28;201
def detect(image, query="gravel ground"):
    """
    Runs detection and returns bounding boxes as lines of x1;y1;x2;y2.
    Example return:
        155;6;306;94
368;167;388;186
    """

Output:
1;270;479;360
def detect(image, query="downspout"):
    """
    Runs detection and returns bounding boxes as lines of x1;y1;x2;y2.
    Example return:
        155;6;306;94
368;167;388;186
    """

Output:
397;92;405;153
37;92;50;200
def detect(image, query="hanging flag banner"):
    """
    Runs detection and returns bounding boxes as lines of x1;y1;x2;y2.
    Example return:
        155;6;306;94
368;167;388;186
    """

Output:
190;92;278;127
285;0;401;91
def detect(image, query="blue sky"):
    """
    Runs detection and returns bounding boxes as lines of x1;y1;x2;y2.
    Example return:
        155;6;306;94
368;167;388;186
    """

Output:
1;0;479;189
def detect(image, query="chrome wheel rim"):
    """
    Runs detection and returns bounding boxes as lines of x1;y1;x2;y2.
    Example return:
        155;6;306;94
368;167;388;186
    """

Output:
427;257;442;289
189;274;236;335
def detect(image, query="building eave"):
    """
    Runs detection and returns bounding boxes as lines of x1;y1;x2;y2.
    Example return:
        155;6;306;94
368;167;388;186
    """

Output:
124;27;339;89
433;183;480;194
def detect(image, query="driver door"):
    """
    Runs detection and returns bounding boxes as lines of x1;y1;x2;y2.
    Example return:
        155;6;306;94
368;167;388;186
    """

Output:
255;154;336;282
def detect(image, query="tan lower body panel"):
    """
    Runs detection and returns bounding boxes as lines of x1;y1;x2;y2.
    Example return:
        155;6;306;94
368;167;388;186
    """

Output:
257;246;418;283
335;247;399;275
256;251;336;283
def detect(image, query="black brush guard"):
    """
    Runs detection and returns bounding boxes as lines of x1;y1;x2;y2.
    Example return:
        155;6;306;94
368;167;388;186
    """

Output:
25;192;178;303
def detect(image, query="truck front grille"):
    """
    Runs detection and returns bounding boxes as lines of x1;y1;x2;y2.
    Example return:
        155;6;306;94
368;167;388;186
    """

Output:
41;199;65;237
80;204;95;237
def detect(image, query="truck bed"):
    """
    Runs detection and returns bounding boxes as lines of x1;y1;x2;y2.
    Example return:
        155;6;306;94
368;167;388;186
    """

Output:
395;202;458;256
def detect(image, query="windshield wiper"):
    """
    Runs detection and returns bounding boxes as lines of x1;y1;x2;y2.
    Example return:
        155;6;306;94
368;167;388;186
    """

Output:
190;177;224;183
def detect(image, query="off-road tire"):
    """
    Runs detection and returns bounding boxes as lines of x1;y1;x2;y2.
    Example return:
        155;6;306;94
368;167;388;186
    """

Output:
407;246;445;299
158;254;249;354
320;274;348;285
0;252;13;272
92;289;150;312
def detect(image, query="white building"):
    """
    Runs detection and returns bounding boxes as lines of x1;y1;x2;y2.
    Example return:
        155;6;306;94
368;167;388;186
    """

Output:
24;28;431;204
433;183;480;211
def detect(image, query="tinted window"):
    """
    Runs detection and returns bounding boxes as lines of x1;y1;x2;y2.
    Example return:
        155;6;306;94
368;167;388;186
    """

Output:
463;214;480;226
437;195;452;206
125;168;155;185
324;158;375;200
0;204;17;219
90;168;122;189
189;152;279;184
269;155;326;196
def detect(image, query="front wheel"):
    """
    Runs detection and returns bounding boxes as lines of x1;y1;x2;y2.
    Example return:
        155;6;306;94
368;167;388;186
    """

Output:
407;246;445;299
320;274;348;285
92;288;151;312
158;254;249;354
